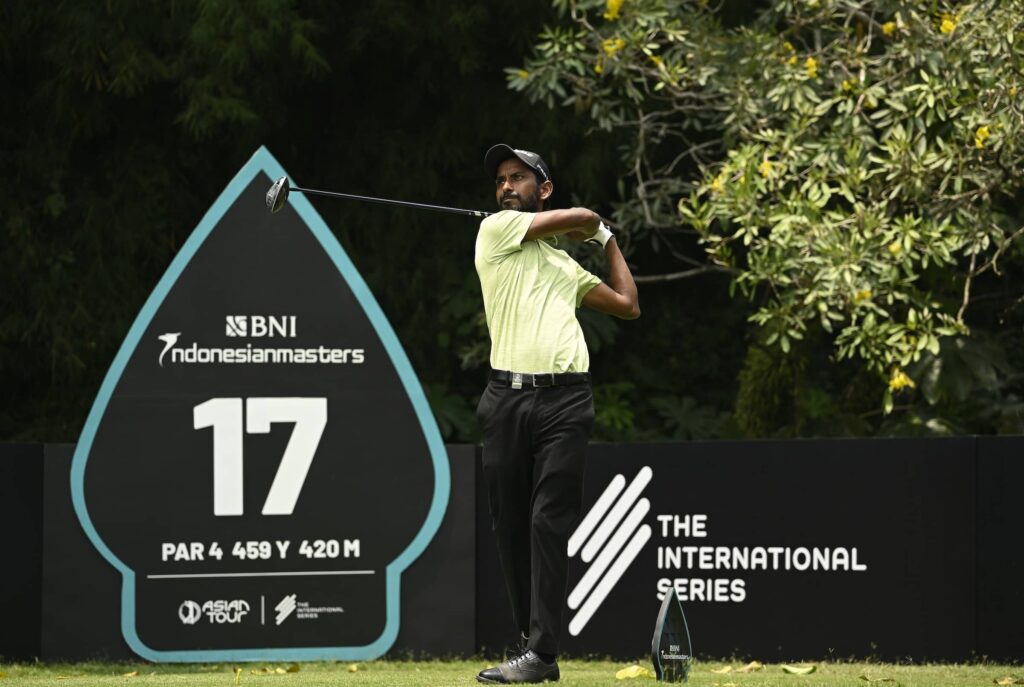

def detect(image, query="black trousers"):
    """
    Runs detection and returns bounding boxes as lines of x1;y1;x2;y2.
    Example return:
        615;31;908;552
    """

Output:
477;379;595;656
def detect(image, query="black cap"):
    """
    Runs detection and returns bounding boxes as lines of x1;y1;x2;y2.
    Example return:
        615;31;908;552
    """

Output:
484;144;552;183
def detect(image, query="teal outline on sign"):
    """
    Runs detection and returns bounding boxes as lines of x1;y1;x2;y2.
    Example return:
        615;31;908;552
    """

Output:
70;147;452;662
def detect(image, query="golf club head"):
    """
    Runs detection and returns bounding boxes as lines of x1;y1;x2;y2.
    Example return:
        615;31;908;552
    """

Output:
266;176;291;213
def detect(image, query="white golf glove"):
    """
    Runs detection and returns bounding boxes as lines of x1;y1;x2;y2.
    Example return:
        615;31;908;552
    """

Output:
585;222;614;248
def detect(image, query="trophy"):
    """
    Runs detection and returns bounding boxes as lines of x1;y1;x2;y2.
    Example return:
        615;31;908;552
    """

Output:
651;587;693;681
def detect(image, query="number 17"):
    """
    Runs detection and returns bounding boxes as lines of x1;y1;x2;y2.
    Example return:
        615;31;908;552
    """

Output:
193;397;327;516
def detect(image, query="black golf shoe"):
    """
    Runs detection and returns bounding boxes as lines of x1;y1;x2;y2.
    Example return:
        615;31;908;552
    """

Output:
476;650;560;684
505;632;530;660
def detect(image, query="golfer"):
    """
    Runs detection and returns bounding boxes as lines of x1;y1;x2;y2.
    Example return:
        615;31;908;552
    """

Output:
474;144;640;684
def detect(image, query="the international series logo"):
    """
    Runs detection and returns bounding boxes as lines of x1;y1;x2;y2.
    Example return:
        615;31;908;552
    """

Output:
567;466;654;636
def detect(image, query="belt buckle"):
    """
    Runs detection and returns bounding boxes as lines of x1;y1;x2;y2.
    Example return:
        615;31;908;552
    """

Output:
511;372;523;390
534;373;555;387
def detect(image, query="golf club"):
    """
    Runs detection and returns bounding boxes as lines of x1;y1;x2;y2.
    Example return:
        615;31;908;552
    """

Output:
266;176;491;218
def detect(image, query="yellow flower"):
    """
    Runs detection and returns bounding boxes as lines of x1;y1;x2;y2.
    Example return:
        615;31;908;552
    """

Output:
882;21;896;36
594;57;604;74
888;368;916;392
516;69;529;80
1011;86;1019;97
602;38;626;56
853;289;873;302
604;0;623;21
783;41;795;52
841;79;853;92
786;55;798;66
805;57;818;79
758;159;772;177
888;241;902;256
710;171;726;194
975;125;990;149
940;14;956;34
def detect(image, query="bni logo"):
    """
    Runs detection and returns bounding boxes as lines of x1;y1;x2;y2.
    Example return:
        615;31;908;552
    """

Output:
225;315;297;338
566;466;653;636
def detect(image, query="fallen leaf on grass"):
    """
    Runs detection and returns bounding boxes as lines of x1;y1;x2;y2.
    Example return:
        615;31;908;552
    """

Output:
286;664;300;673
736;661;764;673
995;678;1024;686
710;666;733;674
782;664;817;675
859;677;896;683
122;671;139;677
347;664;359;673
615;665;655;679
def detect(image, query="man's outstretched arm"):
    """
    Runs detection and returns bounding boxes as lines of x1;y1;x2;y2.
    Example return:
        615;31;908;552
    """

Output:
523;208;601;243
582;237;640;320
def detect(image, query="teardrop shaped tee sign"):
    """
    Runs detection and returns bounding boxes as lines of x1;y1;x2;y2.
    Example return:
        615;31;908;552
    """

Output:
70;147;450;662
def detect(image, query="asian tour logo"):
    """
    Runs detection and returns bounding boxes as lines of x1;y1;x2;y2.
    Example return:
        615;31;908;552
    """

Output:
178;600;201;625
178;599;250;625
567;466;653;636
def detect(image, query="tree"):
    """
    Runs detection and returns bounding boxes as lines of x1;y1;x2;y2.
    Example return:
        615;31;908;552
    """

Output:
0;0;327;440
510;0;1024;417
1;0;622;442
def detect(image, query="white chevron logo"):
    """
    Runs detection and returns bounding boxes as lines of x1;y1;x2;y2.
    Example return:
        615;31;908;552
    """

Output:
157;332;181;367
567;466;653;636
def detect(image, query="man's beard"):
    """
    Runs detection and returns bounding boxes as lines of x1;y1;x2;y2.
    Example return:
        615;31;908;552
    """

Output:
500;189;540;212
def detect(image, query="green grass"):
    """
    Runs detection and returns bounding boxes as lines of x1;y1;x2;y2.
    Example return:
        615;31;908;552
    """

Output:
0;659;1020;686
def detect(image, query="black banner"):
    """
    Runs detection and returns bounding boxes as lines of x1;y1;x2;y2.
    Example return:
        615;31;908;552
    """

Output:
559;440;974;660
69;149;450;662
1;436;1021;661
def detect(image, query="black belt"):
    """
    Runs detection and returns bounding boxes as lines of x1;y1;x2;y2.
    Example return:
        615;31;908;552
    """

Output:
490;369;591;388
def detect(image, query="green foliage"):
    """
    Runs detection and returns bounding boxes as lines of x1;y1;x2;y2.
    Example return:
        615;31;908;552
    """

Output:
878;333;1024;435
592;382;637;438
735;343;799;437
0;1;578;441
4;0;751;443
511;0;1024;416
650;394;732;439
0;1;326;439
11;0;1021;443
423;383;479;442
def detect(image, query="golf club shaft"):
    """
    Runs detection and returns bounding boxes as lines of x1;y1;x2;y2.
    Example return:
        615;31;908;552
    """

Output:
290;185;491;219
285;182;618;231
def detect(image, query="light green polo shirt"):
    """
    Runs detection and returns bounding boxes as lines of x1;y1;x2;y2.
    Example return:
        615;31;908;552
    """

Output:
474;210;602;373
